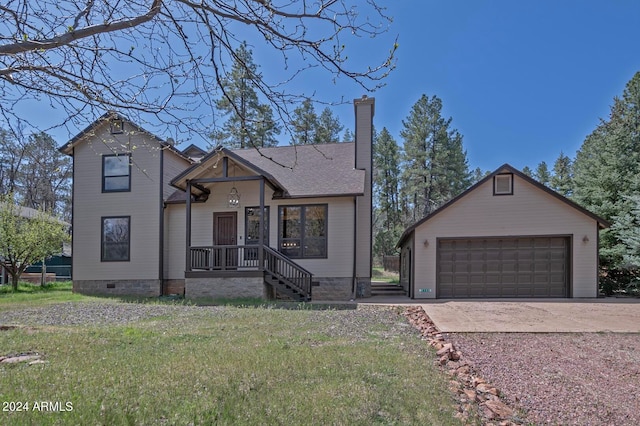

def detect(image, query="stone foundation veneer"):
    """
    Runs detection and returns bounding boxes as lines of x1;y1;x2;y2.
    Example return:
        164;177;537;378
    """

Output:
185;277;265;300
312;277;371;301
163;279;185;296
73;279;161;297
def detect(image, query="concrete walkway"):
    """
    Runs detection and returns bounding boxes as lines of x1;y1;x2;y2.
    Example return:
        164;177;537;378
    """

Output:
356;296;640;333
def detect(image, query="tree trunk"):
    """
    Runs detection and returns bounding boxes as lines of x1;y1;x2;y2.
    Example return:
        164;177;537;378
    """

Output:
10;272;19;291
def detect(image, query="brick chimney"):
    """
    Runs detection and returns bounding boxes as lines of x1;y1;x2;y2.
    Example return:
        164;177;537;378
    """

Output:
353;95;375;297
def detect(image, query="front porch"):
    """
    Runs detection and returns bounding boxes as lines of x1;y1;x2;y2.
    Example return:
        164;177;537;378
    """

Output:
185;245;315;301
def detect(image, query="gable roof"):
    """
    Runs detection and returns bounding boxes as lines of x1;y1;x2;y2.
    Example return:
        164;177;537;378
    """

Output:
171;143;365;199
58;112;191;162
397;163;611;247
181;143;207;159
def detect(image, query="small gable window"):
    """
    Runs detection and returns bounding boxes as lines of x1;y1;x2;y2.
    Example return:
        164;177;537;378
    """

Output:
102;154;131;192
110;117;124;134
493;173;513;195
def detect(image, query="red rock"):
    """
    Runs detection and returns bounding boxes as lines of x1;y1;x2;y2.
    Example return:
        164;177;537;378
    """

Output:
483;400;514;419
477;383;500;396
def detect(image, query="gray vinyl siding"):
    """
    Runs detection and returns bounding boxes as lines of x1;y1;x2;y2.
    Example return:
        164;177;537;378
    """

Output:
162;149;191;199
354;97;374;280
72;123;163;280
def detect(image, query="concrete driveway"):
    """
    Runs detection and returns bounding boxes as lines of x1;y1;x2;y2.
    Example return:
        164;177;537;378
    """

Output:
417;298;640;333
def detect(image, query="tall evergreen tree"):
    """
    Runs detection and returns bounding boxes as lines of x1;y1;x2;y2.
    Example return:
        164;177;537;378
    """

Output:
471;167;489;184
400;94;471;220
213;42;280;149
550;151;573;197
534;161;551;186
573;71;640;274
315;107;344;144
291;98;319;145
342;128;354;143
521;166;533;177
373;127;402;256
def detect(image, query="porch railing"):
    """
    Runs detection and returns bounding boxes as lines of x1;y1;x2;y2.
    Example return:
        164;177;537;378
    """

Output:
188;244;313;300
263;245;313;298
189;245;261;271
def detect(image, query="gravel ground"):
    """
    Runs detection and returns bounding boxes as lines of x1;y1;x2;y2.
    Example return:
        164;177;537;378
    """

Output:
0;302;207;326
0;301;409;339
447;332;640;425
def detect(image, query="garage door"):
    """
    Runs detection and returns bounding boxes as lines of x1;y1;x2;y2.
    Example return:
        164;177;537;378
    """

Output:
437;237;569;298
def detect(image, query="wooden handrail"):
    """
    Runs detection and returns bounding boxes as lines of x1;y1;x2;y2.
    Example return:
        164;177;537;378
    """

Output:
263;245;313;299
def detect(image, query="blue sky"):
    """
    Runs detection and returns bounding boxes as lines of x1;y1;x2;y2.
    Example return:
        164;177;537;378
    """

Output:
309;0;640;172
20;1;639;174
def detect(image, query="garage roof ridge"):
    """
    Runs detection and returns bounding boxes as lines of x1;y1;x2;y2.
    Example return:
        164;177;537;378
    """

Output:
396;163;611;248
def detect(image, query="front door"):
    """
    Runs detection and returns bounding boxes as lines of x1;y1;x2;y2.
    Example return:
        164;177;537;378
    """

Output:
213;212;237;268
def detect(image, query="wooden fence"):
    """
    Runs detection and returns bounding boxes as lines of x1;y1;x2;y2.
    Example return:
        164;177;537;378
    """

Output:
382;255;400;273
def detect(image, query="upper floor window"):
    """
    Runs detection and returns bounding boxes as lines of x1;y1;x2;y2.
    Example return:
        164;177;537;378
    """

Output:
278;204;327;259
102;154;131;192
493;173;513;195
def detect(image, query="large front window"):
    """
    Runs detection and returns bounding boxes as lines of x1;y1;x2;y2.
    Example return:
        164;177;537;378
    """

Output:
101;216;130;261
279;205;327;259
102;154;131;192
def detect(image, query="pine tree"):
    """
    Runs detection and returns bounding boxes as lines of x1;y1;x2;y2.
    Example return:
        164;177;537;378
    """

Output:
342;128;354;143
291;98;319;145
373;127;402;256
573;71;640;275
400;94;471;220
521;166;533;177
534;161;551;186
315;107;344;144
550;152;573;197
471;167;489;184
214;42;280;148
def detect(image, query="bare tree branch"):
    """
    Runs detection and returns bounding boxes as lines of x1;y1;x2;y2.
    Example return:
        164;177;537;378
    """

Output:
0;0;396;144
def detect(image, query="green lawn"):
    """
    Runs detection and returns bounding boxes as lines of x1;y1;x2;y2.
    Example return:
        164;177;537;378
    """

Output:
0;289;463;425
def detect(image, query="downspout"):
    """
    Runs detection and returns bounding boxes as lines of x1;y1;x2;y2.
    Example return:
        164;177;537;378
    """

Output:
351;196;358;301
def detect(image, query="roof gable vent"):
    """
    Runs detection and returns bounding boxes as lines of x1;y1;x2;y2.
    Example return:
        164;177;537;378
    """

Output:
493;173;513;195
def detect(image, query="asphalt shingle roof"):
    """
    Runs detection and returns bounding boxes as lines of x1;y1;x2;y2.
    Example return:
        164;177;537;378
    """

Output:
232;143;365;198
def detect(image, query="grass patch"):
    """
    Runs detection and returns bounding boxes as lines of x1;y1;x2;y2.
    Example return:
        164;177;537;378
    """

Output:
0;303;463;425
0;281;93;309
372;266;400;284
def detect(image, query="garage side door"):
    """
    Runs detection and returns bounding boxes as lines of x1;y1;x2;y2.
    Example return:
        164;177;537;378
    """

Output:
437;237;569;298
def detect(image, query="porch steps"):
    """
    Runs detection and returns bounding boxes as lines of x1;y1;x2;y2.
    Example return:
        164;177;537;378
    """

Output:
264;274;311;302
371;281;406;297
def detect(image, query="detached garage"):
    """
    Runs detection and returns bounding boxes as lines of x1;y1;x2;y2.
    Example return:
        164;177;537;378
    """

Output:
397;164;609;299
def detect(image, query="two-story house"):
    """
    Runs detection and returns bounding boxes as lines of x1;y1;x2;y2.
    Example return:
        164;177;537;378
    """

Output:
60;96;375;301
